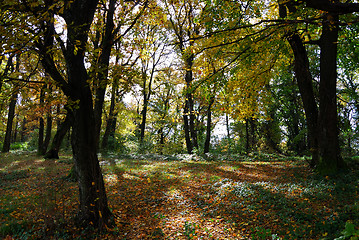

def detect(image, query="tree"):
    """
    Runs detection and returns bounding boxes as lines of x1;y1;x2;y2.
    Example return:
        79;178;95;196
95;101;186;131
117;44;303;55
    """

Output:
278;0;359;173
2;55;19;153
134;19;168;143
101;45;138;151
2;85;18;152
33;0;112;226
44;111;72;159
164;0;203;153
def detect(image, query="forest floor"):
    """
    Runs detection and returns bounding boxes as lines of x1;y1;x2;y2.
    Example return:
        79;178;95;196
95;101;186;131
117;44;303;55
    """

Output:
0;151;358;240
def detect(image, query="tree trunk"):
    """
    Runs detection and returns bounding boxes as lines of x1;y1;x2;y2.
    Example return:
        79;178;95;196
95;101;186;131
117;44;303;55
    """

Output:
2;92;17;152
38;87;45;154
183;55;198;152
158;127;165;155
203;97;214;154
317;13;346;174
41;113;52;155
183;100;193;154
20;117;27;142
188;91;198;150
0;54;15;96
71;100;111;226
45;113;72;159
63;0;112;226
245;119;249;153
101;81;118;151
140;73;148;143
12;119;18;143
249;118;257;150
93;0;116;151
288;33;319;167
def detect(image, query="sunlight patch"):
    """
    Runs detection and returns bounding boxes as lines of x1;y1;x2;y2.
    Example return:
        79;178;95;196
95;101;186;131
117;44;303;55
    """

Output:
217;165;238;172
122;173;141;180
104;174;119;185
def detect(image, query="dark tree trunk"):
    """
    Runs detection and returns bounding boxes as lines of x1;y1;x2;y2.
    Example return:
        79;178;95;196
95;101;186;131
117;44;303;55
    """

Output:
245;119;249;153
93;0;116;151
226;113;230;139
101;81;118;151
12;119;18;143
20;117;27;142
38;0;112;226
62;0;112;226
249;118;257;149
140;73;148;143
263;111;282;153
317;13;346;174
2;92;17;152
158;127;165;155
70;98;111;226
183;55;198;152
41;113;52;155
0;54;15;96
287;33;319;167
44;113;72;159
38;87;45;154
203;97;214;154
183;101;193;154
188;91;198;150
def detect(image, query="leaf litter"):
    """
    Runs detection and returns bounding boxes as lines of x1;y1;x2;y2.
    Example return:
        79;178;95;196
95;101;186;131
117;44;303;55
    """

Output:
0;152;358;239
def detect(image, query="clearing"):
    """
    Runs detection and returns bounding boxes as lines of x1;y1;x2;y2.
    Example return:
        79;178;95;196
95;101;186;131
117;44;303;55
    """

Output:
1;152;358;239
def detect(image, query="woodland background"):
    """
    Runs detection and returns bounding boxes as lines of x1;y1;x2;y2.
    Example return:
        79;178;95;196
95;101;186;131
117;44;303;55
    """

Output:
1;0;359;239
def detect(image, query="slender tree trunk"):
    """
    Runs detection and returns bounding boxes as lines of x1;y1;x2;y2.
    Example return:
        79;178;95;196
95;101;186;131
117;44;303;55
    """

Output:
2;92;17;152
204;97;214;154
12;119;18;143
317;13;346;174
249;118;257;149
140;73;148;143
183;55;198;152
38;87;45;154
184;100;193;154
20;117;27;142
288;33;319;167
41;113;52;155
188;91;198;150
0;54;15;96
44;113;72;159
93;0;116;151
263;110;282;153
158;127;165;155
101;81;118;151
245;119;249;153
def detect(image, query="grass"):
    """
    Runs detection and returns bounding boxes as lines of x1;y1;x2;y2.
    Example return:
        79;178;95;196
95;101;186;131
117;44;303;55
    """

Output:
0;151;358;239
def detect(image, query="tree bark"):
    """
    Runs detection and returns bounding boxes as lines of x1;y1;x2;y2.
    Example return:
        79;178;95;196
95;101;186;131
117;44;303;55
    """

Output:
183;55;198;152
317;13;346;174
140;73;149;143
20;117;26;142
12;119;18;143
41;113;52;155
38;87;45;154
2;91;17;152
93;0;116;151
245;119;249;153
0;54;15;95
287;33;319;167
44;113;72;159
60;0;112;226
183;100;193;154
101;81;118;151
203;97;214;154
